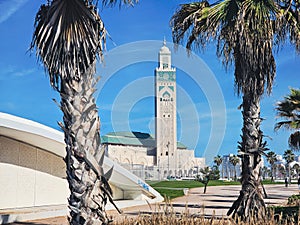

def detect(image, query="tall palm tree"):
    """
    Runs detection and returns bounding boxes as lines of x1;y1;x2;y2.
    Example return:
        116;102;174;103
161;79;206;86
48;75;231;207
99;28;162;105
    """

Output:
170;0;300;221
275;88;300;150
214;154;223;178
214;155;223;166
229;154;240;181
283;149;295;183
266;151;277;182
30;0;136;224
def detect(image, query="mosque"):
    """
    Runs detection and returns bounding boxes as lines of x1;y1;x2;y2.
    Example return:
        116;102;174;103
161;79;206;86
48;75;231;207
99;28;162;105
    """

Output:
102;41;205;179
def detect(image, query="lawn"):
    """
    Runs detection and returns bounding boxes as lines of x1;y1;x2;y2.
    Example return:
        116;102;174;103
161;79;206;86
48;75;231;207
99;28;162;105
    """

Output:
146;180;241;200
147;179;282;200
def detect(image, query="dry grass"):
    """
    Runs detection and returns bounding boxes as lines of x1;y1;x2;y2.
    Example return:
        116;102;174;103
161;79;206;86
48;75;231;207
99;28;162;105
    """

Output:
111;204;298;225
112;213;296;225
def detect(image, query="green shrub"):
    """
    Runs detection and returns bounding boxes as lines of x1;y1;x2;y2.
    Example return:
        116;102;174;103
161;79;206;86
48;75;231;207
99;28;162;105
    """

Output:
269;205;299;224
288;194;300;206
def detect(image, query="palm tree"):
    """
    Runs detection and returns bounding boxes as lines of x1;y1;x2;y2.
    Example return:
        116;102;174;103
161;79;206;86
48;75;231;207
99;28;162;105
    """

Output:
275;88;300;150
291;163;300;179
283;149;295;184
266;151;277;182
229;154;240;181
214;155;223;178
170;0;300;221
197;166;213;194
261;166;269;180
30;0;136;224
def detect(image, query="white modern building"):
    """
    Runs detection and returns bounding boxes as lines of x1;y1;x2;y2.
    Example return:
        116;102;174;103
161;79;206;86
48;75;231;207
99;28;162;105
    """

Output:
103;41;205;179
220;154;241;180
0;112;163;224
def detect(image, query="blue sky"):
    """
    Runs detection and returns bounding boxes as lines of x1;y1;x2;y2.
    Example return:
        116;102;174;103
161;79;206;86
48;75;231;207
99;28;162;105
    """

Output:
0;0;300;164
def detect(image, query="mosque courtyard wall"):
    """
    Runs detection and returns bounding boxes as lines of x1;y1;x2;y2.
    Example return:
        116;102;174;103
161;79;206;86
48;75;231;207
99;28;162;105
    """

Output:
103;141;205;180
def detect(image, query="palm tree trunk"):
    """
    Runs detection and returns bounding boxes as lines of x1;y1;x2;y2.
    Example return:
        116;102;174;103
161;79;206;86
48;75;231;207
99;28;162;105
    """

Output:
227;94;266;221
203;179;209;194
234;165;237;181
60;62;111;225
222;163;224;179
288;164;291;184
271;166;274;182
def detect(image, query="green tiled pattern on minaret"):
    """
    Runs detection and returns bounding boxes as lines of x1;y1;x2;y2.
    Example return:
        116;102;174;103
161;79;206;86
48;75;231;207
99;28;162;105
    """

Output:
157;71;176;81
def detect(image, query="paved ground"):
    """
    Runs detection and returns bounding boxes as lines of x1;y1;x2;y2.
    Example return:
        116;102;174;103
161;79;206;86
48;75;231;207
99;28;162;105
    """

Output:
7;184;299;224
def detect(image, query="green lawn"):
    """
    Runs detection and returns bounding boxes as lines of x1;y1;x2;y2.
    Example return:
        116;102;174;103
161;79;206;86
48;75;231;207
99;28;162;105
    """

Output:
146;180;240;200
147;179;282;200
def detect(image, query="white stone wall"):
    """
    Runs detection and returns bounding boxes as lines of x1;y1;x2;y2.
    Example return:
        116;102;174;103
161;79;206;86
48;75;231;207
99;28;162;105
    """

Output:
0;136;69;209
107;145;155;166
106;143;206;179
177;149;205;176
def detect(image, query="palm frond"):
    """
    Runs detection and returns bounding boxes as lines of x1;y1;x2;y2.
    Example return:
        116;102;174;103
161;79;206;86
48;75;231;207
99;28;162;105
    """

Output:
170;1;210;49
101;0;138;7
289;131;300;150
212;0;240;66
266;151;277;164
233;0;277;96
275;88;300;130
275;120;298;130
274;0;300;52
31;0;106;90
283;149;295;162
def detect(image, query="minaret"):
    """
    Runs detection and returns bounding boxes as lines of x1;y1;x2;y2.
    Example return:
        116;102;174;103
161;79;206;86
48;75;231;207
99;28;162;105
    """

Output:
155;39;177;177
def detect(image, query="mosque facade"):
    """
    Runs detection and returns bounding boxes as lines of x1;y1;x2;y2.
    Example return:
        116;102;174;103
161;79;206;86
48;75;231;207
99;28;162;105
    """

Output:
102;41;205;180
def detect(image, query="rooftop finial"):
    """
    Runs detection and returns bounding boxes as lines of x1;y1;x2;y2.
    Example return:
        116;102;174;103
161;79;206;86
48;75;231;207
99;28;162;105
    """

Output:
163;37;166;46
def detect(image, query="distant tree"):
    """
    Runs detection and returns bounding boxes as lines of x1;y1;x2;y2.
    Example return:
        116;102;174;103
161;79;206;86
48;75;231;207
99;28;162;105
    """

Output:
291;163;300;179
283;149;295;183
196;166;219;194
261;166;269;180
275;88;300;151
229;155;240;181
214;155;223;166
211;165;220;180
266;151;277;182
214;155;223;178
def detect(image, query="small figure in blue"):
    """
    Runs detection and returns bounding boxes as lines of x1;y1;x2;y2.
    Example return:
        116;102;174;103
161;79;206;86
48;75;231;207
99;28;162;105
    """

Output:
285;177;288;187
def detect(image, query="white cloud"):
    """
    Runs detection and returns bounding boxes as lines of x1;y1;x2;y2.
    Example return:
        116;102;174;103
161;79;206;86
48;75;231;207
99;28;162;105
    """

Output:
14;68;35;77
0;0;29;24
0;65;35;80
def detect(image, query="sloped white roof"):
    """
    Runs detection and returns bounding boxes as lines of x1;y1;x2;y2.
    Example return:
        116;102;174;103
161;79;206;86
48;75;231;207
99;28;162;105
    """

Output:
0;112;163;202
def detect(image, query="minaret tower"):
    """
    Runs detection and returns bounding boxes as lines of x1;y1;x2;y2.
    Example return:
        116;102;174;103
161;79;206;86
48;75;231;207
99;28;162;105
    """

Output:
155;39;177;177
